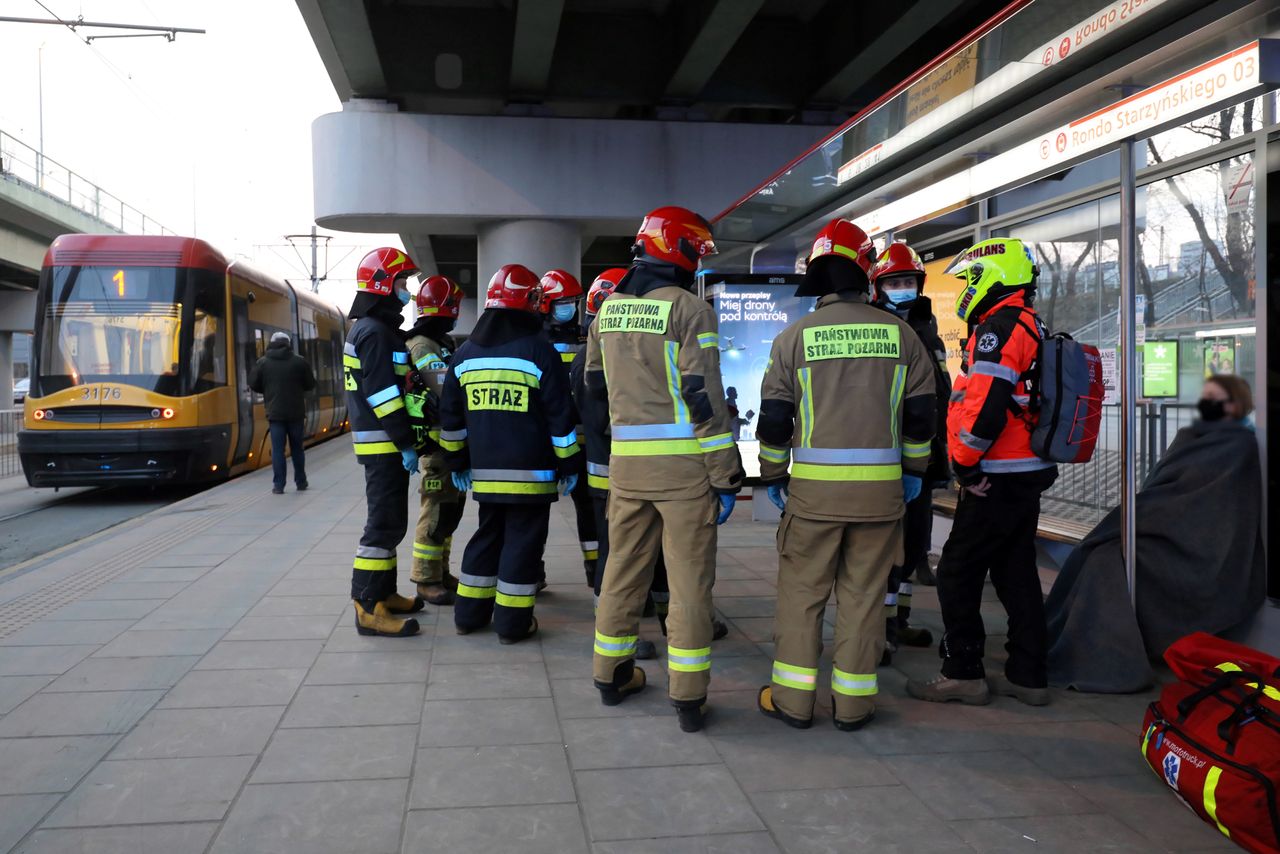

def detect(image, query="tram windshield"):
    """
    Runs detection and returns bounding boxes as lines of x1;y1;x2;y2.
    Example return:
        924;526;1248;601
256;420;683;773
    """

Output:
35;265;221;397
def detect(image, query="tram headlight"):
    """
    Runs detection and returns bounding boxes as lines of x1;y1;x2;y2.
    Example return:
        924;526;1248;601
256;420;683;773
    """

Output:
151;408;161;419
33;409;45;421
162;408;175;420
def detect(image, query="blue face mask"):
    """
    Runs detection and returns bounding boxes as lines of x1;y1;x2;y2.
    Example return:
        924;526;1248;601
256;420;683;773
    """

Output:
396;288;411;305
883;286;918;307
552;303;576;323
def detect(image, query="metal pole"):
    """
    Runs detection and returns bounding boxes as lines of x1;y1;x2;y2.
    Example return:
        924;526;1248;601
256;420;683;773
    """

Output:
37;44;44;189
1118;139;1138;611
310;226;319;293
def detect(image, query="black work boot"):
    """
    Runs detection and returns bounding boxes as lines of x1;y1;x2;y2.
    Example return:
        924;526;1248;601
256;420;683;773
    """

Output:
596;661;646;706
673;698;709;733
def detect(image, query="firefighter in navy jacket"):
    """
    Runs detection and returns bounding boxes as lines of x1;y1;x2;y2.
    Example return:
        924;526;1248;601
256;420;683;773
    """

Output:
439;264;581;643
344;247;427;638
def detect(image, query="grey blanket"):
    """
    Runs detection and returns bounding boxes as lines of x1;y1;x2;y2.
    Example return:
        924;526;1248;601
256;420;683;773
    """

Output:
1045;419;1266;693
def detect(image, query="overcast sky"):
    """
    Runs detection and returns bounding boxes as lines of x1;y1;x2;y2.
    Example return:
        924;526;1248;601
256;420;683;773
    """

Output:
1;0;399;311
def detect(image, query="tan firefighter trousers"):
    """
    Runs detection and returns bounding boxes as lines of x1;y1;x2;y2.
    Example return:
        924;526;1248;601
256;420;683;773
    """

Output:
593;493;719;702
410;455;464;586
770;513;902;724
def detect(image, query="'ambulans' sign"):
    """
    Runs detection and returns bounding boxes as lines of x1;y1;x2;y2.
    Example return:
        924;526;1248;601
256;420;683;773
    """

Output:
598;299;672;334
803;324;901;361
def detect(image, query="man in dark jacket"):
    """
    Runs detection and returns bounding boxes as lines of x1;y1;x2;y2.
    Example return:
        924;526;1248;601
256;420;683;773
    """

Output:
249;331;316;494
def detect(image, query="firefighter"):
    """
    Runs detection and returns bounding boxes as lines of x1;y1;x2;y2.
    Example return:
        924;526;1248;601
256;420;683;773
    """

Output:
439;264;580;643
869;242;952;660
906;238;1057;707
754;219;936;731
345;247;427;638
570;268;658;660
404;275;467;607
586;206;744;734
539;269;599;586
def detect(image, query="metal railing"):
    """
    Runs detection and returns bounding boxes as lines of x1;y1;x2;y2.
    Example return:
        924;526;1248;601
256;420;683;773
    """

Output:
0;409;21;480
0;130;172;236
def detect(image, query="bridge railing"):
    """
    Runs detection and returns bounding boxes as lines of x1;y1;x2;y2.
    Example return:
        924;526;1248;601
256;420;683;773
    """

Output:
0;409;21;480
0;130;172;236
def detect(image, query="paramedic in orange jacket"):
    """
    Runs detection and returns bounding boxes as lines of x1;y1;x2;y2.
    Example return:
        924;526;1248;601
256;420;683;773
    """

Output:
906;238;1057;708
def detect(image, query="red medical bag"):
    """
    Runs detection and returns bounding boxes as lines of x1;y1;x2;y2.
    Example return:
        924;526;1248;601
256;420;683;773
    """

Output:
1140;632;1280;853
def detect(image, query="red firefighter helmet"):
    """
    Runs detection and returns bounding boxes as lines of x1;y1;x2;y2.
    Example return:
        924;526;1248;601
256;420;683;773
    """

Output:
796;219;875;297
632;206;717;272
538;269;584;314
356;247;417;297
870;242;926;290
415;275;464;319
485;264;542;312
586;268;627;316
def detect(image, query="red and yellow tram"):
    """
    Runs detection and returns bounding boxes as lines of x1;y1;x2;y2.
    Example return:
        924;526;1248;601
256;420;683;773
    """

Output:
18;234;347;487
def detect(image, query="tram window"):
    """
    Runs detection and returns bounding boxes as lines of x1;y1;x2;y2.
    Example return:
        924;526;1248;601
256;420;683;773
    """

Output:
189;275;227;393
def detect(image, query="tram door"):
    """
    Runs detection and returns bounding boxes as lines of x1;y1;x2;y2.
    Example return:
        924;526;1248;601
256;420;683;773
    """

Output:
231;295;255;466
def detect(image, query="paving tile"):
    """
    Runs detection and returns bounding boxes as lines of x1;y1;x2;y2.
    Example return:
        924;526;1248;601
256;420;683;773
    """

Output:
281;683;425;728
0;620;135;647
402;803;588;854
418;697;562;747
109;705;284;759
712;579;777;597
1002;720;1148;779
80;581;190;600
950;813;1157;853
430;632;545;664
577;764;764;841
126;608;248;631
15;823;219;854
252;724;417;784
272;575;351;596
43;655;198;693
195;639;323;670
211;779;407;854
705;654;772;694
847;701;1012;756
0;646;99;677
752;785;971;853
118;564;213;582
43;756;255;827
1070;774;1236;851
712;596;778;619
46;599;162;621
0;675;55;714
305;650;431;685
321;620;437;652
565;716;721;770
0;794;61;852
93;629;224;658
712;729;895;793
0;735;116;795
425;662;550;700
158;667;307;709
0;690;162;737
551;673;671;719
248;595;350;617
223;614;340;641
409;743;575;809
593;833;782;854
728;616;775;643
885;751;1094;820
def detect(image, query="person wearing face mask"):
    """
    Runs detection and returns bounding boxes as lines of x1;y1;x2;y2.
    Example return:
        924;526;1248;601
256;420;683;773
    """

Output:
870;243;952;662
344;248;427;638
1044;373;1266;693
404;276;467;606
539;270;599;587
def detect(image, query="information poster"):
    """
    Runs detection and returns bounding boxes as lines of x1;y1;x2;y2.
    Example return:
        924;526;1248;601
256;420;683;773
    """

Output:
920;244;969;380
706;276;813;479
1100;347;1118;405
1142;340;1178;398
1202;337;1236;377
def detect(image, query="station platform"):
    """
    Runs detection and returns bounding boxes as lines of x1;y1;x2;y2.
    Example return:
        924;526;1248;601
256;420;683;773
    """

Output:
0;437;1230;854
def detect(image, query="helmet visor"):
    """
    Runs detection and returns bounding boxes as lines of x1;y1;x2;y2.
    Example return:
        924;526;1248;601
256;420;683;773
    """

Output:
943;255;983;284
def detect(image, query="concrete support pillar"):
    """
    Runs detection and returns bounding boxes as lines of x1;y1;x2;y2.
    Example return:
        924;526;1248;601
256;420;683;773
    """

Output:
0;332;12;412
476;219;582;319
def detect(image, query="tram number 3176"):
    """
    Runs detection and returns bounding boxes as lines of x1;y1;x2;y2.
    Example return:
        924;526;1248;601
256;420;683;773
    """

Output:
82;386;123;401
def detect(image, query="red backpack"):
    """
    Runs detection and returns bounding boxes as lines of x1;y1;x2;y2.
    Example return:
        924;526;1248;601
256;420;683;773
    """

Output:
1141;632;1280;853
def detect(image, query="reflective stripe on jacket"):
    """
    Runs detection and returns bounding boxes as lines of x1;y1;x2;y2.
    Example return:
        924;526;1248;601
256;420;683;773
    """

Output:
405;331;453;454
755;291;935;522
584;284;743;500
345;316;415;461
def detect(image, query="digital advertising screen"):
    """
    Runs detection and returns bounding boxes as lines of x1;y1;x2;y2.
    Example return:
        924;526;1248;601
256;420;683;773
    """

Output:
703;274;814;479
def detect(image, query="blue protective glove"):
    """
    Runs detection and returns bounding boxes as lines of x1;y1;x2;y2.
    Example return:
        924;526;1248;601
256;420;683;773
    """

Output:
451;470;472;492
400;449;420;473
766;483;788;512
560;473;578;496
902;474;923;503
716;493;736;525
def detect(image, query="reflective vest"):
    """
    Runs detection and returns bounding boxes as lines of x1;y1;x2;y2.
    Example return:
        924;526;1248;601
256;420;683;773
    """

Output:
404;331;453;452
344;316;414;461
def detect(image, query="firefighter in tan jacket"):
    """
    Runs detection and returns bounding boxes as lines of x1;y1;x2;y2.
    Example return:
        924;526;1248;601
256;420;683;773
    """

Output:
756;219;936;732
585;206;744;733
